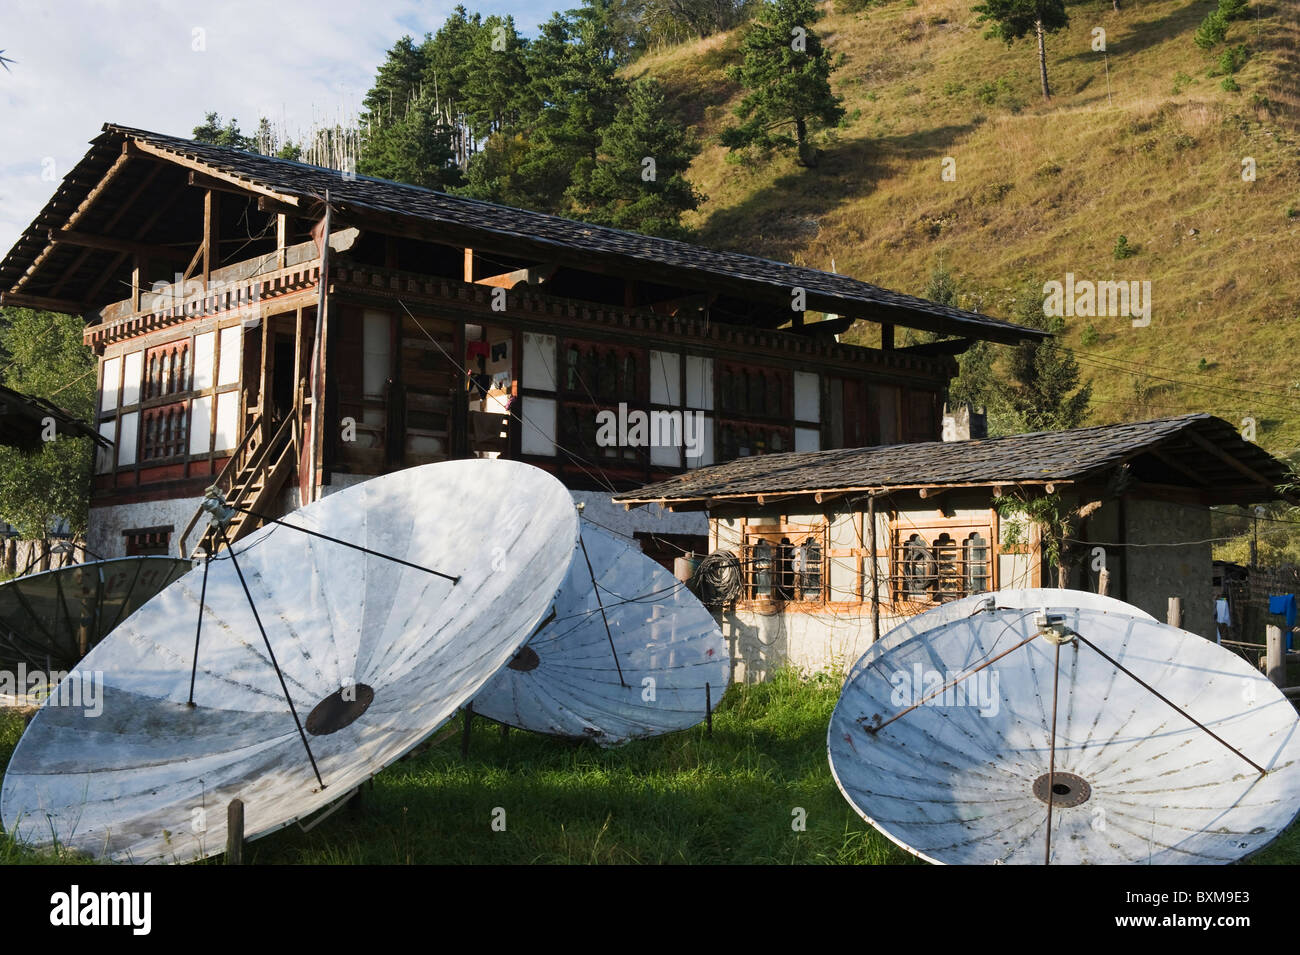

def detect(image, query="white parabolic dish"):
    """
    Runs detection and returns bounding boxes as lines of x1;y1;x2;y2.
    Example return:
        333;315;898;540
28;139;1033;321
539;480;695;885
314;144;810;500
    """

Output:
829;601;1300;864
866;588;1155;663
1;459;578;863
471;522;729;744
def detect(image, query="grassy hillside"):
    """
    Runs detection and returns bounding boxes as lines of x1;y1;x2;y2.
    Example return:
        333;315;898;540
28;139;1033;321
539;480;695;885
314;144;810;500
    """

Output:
631;0;1300;457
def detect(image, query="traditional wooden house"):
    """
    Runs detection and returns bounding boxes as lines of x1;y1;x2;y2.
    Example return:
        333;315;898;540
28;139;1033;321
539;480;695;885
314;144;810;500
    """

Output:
615;414;1295;681
0;123;1045;560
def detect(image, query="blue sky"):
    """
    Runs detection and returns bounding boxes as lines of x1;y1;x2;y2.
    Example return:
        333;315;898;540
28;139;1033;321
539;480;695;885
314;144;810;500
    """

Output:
0;0;557;254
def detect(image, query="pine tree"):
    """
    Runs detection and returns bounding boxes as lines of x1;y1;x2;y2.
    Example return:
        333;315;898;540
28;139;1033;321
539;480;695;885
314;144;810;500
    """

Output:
973;0;1069;100
998;278;1092;432
568;78;704;238
359;35;463;190
467;5;626;213
192;112;252;150
720;0;845;168
462;15;532;140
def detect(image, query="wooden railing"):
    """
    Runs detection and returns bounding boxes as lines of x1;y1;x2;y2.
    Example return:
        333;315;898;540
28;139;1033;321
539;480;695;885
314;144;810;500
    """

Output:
177;411;297;557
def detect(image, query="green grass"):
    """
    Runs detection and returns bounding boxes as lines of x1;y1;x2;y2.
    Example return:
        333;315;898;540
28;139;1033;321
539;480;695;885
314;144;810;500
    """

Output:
2;669;1297;864
0;670;914;865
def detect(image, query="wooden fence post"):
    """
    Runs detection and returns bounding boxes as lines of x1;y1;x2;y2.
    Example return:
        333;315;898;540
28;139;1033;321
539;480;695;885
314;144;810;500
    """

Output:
226;798;244;865
1097;569;1110;597
1266;625;1286;688
1167;597;1182;629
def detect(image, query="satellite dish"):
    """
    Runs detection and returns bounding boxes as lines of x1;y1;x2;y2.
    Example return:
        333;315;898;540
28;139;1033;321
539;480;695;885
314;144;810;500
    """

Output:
829;596;1300;864
862;588;1154;669
1;459;578;863
470;522;729;744
0;556;191;676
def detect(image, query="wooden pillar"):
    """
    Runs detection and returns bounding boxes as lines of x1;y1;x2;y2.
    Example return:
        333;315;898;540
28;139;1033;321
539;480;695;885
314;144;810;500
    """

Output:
868;492;880;643
1097;568;1110;596
463;247;474;283
880;324;894;350
1167;597;1182;629
202;189;220;289
276;213;288;269
1266;625;1286;688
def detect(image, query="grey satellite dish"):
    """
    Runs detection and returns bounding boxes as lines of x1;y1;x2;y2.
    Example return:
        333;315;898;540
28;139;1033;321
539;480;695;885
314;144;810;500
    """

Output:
0;556;191;676
829;598;1300;864
858;589;1154;675
1;459;578;863
470;522;728;744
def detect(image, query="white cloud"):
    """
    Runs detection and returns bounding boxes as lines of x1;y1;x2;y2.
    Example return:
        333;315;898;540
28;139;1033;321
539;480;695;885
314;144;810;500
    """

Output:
0;0;553;254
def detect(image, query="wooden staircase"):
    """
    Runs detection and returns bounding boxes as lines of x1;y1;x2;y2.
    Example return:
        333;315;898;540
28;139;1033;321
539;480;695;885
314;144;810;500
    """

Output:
178;411;299;558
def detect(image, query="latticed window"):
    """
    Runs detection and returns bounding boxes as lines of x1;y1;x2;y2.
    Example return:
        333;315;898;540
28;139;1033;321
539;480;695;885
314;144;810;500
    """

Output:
965;531;990;593
145;341;191;399
141;403;188;461
893;522;996;602
744;526;827;603
902;534;932;599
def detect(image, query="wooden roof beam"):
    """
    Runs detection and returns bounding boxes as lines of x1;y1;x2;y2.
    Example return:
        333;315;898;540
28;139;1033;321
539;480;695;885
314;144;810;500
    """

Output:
126;138;299;207
50;162;167;299
48;228;191;263
1183;430;1276;489
0;290;91;314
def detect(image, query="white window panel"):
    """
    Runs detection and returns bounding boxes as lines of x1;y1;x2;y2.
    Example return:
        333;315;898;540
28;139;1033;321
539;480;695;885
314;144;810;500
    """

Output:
651;441;679;468
118;412;138;467
96;421;116;473
193;332;215;390
794;371;820;422
100;357;121;413
362;310;391;400
685;415;713;467
650;350;681;406
214;392;239;452
685;355;713;410
520;397;556;456
217;326;241;386
796;427;821;452
189;396;213;455
121;352;143;407
522;333;556;391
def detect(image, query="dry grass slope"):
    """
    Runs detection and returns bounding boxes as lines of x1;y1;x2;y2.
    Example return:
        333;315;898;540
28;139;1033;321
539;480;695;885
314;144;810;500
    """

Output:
633;0;1300;455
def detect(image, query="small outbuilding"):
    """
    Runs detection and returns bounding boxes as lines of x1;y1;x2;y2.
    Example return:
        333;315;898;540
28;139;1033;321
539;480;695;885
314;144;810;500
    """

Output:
615;413;1296;681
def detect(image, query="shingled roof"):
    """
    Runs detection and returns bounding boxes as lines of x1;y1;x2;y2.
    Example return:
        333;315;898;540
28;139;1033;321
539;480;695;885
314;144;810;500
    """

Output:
0;384;109;451
0;123;1047;345
615;414;1294;508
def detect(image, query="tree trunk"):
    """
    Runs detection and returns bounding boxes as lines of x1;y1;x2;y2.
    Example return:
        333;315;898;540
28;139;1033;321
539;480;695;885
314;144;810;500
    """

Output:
1113;0;1119;10
1036;21;1051;100
795;115;816;167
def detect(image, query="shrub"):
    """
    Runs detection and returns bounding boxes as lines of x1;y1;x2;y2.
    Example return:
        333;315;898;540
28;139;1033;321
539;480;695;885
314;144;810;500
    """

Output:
1221;76;1241;92
1211;44;1249;75
1080;323;1100;347
1113;234;1137;259
1172;71;1193;94
1195;11;1228;50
